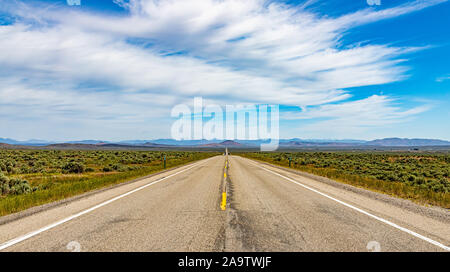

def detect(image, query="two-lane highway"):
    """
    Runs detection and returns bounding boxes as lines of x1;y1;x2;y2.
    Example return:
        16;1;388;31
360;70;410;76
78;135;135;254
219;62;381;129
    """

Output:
0;155;448;251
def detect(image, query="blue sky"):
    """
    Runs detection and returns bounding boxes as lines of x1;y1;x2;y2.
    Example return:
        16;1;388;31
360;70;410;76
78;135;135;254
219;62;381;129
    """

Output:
0;0;449;141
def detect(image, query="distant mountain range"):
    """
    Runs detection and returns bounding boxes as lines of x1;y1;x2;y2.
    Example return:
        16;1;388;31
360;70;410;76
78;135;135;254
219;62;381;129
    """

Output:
1;137;449;149
199;140;244;147
364;138;450;146
279;138;450;147
0;138;56;146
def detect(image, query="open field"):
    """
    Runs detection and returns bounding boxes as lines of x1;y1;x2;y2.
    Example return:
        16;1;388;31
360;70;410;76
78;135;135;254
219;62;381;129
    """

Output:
0;150;217;216
239;151;450;208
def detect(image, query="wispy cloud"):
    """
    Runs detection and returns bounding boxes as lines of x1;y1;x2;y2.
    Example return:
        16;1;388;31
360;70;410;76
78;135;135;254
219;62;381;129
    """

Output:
436;75;450;82
0;0;443;140
282;95;432;137
282;95;431;122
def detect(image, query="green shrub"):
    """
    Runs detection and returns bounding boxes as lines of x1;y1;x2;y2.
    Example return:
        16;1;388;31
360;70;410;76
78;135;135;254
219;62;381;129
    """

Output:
0;173;10;195
0;173;32;195
9;178;32;195
62;162;85;174
112;163;128;172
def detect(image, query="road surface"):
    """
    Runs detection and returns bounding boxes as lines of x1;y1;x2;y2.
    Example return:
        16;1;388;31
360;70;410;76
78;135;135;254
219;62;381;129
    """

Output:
0;155;448;252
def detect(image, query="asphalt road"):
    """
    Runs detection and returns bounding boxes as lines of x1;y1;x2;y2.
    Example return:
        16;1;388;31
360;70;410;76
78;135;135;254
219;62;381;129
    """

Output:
0;155;448;252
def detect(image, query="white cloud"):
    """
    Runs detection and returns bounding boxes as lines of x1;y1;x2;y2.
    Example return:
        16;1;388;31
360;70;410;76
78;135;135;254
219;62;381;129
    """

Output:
0;0;443;140
281;95;432;137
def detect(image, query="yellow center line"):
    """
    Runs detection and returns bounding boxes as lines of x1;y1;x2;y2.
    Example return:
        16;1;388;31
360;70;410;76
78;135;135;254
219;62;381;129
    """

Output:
220;192;227;211
221;158;228;211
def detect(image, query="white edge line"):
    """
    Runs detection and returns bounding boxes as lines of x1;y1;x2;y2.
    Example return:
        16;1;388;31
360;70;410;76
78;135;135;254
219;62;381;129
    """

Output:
0;158;211;251
246;158;450;252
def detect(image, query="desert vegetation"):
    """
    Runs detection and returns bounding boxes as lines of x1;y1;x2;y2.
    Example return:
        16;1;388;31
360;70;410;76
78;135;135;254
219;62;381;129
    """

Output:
0;150;216;216
240;152;450;208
